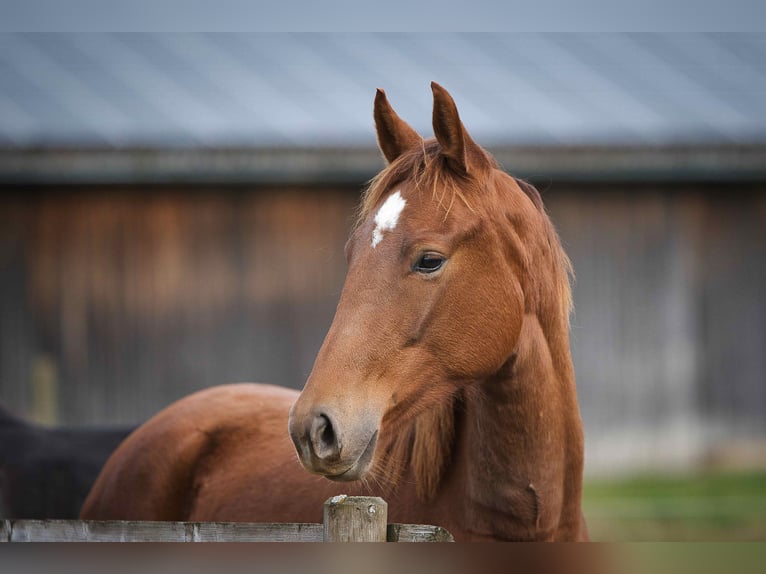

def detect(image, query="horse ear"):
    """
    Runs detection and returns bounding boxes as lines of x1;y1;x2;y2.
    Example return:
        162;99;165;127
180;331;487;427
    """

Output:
431;82;482;174
374;88;422;164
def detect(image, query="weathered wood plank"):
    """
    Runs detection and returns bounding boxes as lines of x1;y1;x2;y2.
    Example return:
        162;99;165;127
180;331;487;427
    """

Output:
0;520;323;542
2;495;453;543
387;523;455;542
2;519;454;542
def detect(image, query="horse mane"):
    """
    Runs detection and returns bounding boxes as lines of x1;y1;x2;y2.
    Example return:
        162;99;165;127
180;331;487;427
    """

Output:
547;211;575;327
515;178;574;327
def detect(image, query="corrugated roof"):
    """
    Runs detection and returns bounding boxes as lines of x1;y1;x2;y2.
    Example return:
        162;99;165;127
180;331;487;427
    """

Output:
1;33;765;148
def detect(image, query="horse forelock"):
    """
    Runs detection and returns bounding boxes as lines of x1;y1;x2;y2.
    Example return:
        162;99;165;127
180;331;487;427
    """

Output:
358;139;494;229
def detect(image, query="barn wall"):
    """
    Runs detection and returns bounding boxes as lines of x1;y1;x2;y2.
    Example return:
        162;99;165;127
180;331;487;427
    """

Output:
549;184;766;474
0;187;357;425
0;183;764;473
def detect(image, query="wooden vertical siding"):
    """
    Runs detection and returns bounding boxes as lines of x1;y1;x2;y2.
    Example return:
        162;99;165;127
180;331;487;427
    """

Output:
0;183;764;472
548;184;766;473
0;187;357;426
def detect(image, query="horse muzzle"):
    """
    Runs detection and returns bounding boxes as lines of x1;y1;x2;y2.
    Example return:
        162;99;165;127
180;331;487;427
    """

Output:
288;405;379;482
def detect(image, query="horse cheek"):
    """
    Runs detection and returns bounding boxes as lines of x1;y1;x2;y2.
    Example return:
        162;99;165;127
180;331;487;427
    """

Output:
475;262;524;372
428;270;519;380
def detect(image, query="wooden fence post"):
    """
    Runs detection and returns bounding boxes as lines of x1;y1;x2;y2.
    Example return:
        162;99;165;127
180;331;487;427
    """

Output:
323;495;387;542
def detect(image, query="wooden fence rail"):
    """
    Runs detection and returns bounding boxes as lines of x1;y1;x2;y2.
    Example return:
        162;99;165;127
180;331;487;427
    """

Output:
1;495;453;542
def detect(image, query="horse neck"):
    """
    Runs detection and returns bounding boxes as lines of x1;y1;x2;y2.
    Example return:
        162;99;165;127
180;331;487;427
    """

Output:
449;312;585;540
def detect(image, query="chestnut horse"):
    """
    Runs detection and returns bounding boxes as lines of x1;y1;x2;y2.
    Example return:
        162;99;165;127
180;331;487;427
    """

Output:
81;83;587;541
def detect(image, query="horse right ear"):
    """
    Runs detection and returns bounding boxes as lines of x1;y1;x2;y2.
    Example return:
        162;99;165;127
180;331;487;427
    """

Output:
374;88;422;164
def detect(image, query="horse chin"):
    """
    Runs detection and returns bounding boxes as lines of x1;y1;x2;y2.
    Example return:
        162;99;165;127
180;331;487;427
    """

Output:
324;430;378;483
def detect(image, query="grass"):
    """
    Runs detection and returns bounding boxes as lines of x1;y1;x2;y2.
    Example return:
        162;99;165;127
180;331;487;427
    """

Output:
582;470;766;541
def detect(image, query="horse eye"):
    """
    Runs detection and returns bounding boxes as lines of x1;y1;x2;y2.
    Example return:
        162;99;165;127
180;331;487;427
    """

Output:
414;253;445;273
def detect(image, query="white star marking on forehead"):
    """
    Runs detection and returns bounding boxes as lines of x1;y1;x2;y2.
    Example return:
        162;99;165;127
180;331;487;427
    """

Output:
371;190;406;248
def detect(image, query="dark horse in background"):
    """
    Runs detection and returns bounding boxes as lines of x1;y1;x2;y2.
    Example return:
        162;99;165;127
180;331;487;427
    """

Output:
0;404;133;519
83;83;588;541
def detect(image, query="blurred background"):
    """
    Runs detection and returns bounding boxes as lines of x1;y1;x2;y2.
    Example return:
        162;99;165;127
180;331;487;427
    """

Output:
0;33;765;539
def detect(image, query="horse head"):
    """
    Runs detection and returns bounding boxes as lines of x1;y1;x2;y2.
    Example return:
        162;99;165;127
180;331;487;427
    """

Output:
289;83;571;485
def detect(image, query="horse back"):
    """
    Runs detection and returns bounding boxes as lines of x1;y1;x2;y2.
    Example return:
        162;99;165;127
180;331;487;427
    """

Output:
80;383;317;521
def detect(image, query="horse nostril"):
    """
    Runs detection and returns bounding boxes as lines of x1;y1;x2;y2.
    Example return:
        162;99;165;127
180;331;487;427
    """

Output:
319;416;334;449
311;413;340;462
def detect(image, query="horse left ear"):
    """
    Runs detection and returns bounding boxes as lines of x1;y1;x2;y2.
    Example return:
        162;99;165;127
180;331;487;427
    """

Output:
374;88;422;164
431;82;484;174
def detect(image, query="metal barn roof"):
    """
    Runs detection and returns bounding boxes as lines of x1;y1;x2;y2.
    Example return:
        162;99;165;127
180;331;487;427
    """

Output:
1;33;765;183
2;33;765;147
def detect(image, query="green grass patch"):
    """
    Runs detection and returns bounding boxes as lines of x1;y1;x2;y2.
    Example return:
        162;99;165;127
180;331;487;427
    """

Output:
582;471;766;541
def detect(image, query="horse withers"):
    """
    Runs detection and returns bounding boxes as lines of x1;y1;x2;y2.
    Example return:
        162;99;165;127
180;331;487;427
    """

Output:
81;83;587;541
